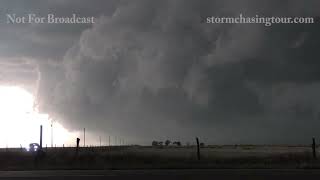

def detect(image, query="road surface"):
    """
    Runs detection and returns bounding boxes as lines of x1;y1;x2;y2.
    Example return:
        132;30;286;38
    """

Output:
0;169;320;179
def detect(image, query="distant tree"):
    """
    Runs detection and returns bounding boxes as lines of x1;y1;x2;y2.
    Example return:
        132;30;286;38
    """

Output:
152;141;158;146
200;142;205;147
158;141;163;146
165;140;171;146
172;141;177;146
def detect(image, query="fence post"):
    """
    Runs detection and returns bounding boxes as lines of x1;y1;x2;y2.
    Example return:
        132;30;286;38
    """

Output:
312;137;317;159
76;138;80;155
196;137;200;160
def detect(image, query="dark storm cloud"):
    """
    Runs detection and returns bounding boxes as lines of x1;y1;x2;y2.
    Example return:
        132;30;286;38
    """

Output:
0;0;119;99
1;0;320;144
0;0;118;59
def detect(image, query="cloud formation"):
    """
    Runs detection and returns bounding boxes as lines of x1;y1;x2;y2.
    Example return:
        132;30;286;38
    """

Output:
1;0;320;144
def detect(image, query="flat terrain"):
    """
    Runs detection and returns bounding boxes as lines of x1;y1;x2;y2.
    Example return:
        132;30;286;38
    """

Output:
1;169;320;180
0;145;319;170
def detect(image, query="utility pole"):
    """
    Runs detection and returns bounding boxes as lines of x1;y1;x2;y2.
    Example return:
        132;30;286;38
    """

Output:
83;128;86;147
51;120;53;148
40;125;43;149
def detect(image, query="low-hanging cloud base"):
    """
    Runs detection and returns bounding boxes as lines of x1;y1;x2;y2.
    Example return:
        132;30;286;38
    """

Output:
1;0;320;145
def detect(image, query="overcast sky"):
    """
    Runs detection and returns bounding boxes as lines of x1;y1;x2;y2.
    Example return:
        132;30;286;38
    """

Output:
0;0;320;145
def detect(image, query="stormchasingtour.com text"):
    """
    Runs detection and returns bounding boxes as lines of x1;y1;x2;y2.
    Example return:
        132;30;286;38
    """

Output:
206;14;315;27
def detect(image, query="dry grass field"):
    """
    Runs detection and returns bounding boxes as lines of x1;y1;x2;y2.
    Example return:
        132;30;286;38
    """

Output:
0;145;319;170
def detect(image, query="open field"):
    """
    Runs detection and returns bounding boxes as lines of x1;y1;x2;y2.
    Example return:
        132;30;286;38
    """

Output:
0;145;320;170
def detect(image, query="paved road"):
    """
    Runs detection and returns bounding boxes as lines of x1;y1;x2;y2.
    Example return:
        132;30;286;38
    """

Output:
0;169;320;180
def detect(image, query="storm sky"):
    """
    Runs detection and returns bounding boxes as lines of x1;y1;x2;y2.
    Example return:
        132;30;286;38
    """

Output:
0;0;320;145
